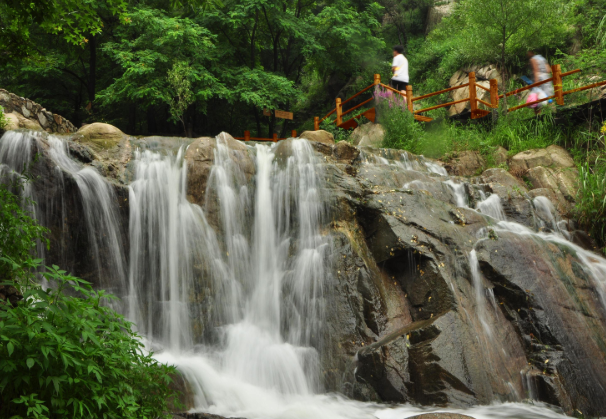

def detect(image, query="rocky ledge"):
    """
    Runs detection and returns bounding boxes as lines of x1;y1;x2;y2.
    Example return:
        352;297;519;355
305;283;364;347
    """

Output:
1;89;77;133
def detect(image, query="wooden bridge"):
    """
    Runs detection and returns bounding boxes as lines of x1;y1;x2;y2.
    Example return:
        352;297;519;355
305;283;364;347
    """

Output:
235;65;606;141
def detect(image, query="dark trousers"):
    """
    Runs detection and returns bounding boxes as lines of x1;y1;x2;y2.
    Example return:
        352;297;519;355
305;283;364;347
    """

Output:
390;79;408;91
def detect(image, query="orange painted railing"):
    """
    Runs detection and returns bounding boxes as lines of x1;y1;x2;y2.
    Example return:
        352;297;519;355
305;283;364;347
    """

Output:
234;130;298;142
314;67;606;129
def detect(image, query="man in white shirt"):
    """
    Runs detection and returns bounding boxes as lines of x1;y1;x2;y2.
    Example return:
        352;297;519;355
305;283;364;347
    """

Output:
391;45;409;92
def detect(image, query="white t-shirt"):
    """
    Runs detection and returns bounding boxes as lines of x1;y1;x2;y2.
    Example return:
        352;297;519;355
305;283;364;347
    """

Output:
392;54;409;83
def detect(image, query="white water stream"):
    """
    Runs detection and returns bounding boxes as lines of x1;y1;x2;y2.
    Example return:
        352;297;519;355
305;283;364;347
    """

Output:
0;131;592;418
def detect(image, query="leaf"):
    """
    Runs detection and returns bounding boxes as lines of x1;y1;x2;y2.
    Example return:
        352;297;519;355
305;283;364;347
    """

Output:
26;358;35;369
7;342;14;356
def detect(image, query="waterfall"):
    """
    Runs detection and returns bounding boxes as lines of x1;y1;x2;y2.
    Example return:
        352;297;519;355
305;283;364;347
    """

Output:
46;136;127;296
127;137;329;409
0;130;588;419
476;193;507;221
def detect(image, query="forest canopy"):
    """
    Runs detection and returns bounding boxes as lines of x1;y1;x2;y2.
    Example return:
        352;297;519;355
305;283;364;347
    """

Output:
0;0;603;138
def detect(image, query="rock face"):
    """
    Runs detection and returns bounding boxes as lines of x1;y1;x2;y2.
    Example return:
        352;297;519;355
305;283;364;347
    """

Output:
425;0;456;34
444;150;485;176
510;145;579;214
0;88;76;133
299;129;335;145
349;123;384;148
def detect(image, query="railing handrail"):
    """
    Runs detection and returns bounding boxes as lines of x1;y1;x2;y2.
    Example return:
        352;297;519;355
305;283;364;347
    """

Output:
312;66;605;128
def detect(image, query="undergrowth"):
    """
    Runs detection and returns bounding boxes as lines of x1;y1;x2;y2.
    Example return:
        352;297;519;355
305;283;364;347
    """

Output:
0;177;179;418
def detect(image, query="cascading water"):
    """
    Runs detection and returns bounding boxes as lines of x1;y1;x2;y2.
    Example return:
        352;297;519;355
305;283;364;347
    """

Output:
1;130;596;419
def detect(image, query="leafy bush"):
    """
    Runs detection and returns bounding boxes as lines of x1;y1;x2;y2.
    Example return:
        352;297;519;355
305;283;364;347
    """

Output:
0;180;48;283
376;98;424;153
0;106;7;130
319;119;351;142
0;183;179;419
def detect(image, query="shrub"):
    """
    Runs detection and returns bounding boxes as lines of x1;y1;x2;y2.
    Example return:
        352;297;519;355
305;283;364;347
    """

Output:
376;97;424;153
0;106;7;130
0;184;179;419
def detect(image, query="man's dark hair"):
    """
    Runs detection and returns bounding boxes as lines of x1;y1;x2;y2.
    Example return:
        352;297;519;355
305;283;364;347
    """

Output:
393;45;404;54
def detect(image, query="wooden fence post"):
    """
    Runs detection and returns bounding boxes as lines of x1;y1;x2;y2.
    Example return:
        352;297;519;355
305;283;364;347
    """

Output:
292;130;297;138
406;85;414;112
244;130;250;141
469;72;477;117
336;98;342;126
374;74;381;85
553;64;564;106
273;133;278;142
314;117;319;131
490;79;499;108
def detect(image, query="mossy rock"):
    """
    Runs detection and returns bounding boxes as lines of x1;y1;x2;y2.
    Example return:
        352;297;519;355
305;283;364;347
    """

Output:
74;123;126;151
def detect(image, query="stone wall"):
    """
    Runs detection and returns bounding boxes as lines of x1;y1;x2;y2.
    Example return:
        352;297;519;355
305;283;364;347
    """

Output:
0;89;77;133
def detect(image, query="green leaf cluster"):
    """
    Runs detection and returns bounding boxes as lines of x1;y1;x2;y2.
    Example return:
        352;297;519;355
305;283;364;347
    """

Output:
0;182;179;419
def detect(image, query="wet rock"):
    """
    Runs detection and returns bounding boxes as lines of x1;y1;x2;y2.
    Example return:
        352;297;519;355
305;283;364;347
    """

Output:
349;123;384;148
299;129;335;145
333;141;360;164
510;145;574;171
525;165;579;207
185;133;254;209
406;414;474;419
476;233;606;416
444;151;485;176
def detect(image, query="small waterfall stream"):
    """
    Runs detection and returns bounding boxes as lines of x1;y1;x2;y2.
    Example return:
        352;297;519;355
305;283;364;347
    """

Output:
1;130;599;419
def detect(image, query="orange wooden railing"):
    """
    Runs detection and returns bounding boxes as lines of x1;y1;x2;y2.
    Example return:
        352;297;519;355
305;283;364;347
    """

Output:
314;67;606;129
234;130;298;142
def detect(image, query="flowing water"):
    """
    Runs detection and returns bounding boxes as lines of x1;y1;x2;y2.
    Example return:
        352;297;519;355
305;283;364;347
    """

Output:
0;130;593;418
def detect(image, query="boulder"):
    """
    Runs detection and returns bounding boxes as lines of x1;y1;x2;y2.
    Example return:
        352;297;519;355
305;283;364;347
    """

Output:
406;414;475;419
333;141;360;164
4;112;43;131
299;129;335;145
510;145;574;171
185;132;254;209
444;150;485;176
491;146;508;166
526;166;579;204
349;123;384;148
73;122;126;150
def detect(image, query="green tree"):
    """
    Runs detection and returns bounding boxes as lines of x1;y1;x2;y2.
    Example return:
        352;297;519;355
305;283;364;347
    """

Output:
167;62;196;136
438;0;571;102
0;0;128;59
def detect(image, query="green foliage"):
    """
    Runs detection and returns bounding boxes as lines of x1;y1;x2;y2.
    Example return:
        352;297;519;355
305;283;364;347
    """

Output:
319;119;351;142
98;7;219;110
0;259;178;419
167;62;195;136
377;100;424;153
440;0;571;72
0;0;128;57
0;107;7;130
576;158;606;252
0;181;48;283
0;172;178;419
